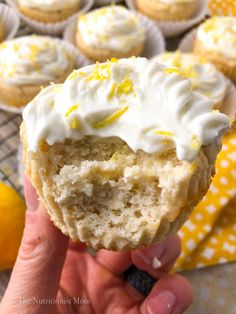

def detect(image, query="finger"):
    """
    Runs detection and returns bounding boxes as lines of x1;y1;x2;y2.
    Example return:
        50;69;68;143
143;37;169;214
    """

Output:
1;178;69;313
68;240;87;251
96;250;132;275
131;235;181;278
141;274;193;314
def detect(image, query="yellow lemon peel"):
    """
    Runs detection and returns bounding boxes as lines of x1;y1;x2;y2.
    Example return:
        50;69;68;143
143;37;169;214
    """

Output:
68;70;79;80
93;106;129;129
86;62;111;81
69;118;79;129
164;67;185;77
155;130;173;136
65;104;79;118
191;135;201;150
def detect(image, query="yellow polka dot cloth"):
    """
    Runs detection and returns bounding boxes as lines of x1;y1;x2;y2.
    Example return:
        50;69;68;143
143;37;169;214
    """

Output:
175;129;236;271
208;0;236;16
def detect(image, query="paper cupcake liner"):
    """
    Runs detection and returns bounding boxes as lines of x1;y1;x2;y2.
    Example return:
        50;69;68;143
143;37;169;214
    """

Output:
63;12;165;60
6;0;94;36
0;3;20;40
178;28;197;52
221;80;236;126
125;0;207;38
0;37;90;115
94;0;123;6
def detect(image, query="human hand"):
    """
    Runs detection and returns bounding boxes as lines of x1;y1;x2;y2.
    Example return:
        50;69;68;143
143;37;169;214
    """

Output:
0;178;192;314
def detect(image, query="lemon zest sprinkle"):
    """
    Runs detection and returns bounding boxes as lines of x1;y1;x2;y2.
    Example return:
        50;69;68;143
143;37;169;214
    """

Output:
93;106;129;129
68;70;79;80
108;83;118;100
40;85;44;91
110;57;118;63
65;104;79;118
155;130;173;136
191;135;200;150
86;63;111;81
164;67;185;77
69;118;79;129
117;78;134;96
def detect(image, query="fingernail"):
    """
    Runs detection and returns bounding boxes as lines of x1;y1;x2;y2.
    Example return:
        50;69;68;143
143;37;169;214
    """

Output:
147;290;176;314
24;177;39;211
136;242;165;269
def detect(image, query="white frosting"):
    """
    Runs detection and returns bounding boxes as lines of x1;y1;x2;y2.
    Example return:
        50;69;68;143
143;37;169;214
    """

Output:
159;0;196;4
197;17;236;60
19;0;80;11
77;6;145;53
23;57;229;161
153;52;227;105
0;36;72;86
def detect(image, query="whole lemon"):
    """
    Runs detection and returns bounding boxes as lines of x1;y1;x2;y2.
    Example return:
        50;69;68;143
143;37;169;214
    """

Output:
0;182;25;271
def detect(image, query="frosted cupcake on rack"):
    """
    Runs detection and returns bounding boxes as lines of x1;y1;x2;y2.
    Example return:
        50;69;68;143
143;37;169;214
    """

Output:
154;51;228;110
194;17;236;83
0;35;76;109
21;57;229;250
19;0;80;23
136;0;199;21
76;5;145;61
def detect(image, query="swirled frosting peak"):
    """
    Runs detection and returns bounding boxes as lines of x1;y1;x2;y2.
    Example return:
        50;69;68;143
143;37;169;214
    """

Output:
0;36;72;86
197;17;236;59
153;51;227;106
19;0;80;11
77;5;145;53
23;57;229;161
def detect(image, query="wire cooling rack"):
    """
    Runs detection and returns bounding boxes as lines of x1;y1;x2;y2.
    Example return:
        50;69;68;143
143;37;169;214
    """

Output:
0;111;23;194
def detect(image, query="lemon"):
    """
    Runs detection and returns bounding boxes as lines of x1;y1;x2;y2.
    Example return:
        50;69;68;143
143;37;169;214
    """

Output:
0;182;26;271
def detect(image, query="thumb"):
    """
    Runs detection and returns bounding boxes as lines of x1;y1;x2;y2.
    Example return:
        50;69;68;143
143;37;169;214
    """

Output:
0;178;69;313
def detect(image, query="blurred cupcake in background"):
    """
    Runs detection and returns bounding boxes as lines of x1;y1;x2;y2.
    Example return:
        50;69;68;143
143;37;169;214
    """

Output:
0;35;76;109
76;5;145;61
136;0;199;21
19;0;81;23
153;51;228;110
0;19;4;42
193;17;236;83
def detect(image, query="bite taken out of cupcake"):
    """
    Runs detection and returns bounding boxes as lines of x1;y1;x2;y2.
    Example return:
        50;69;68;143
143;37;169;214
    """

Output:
19;0;81;23
193;17;236;83
0;35;76;109
76;5;145;62
21;57;229;251
153;51;228;111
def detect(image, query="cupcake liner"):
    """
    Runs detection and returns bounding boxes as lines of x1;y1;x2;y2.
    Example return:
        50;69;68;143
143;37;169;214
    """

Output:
0;103;23;114
6;0;94;36
125;0;207;38
0;37;89;115
0;3;20;40
63;12;165;60
17;144;24;188
221;80;236;126
94;0;123;6
178;28;197;52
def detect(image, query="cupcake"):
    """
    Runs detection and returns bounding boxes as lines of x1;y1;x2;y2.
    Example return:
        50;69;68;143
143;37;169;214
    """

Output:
194;17;236;83
21;57;229;250
0;36;75;109
136;0;199;21
76;5;145;61
19;0;80;23
154;51;228;110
